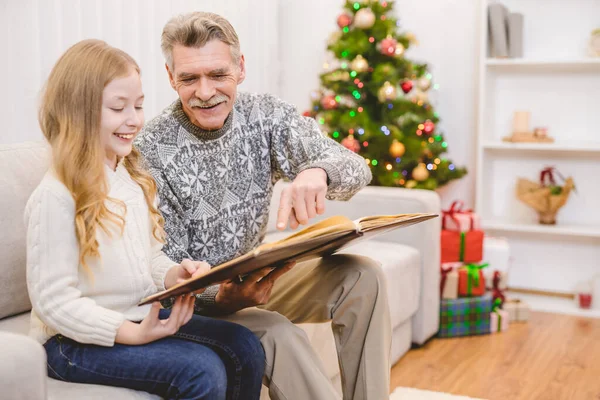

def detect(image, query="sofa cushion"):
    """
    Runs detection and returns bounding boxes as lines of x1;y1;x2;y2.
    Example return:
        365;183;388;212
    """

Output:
0;141;50;320
263;233;421;329
48;379;162;400
0;311;30;335
339;241;421;329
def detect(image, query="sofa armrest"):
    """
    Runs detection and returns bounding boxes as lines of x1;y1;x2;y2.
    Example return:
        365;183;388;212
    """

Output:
0;332;47;399
330;186;441;345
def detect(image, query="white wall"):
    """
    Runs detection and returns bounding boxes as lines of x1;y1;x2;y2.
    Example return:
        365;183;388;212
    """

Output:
279;0;479;208
0;0;279;144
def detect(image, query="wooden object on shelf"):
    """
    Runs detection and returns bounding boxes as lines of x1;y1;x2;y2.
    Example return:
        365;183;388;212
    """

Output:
513;110;530;132
502;132;555;143
504;111;554;143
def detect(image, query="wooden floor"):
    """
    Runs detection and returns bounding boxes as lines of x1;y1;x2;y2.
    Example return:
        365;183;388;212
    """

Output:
390;312;600;400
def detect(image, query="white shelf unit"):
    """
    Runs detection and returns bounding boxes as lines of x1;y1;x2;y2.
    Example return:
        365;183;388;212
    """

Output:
507;292;600;319
475;0;600;317
482;141;600;154
486;58;600;72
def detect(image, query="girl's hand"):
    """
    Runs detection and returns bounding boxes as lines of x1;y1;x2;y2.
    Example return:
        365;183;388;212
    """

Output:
115;294;195;345
164;259;211;294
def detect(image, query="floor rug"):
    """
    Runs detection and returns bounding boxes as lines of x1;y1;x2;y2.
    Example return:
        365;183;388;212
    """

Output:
390;386;486;400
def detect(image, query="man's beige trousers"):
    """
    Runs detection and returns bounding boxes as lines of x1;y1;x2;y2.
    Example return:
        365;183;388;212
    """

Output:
219;254;392;400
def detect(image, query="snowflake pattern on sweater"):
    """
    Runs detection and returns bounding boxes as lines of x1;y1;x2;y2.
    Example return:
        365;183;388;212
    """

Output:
135;92;372;306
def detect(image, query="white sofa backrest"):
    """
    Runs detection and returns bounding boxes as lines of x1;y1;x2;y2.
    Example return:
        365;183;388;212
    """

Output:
0;141;50;319
267;181;441;246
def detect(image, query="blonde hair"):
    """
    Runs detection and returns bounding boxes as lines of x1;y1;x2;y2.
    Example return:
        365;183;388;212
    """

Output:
161;12;241;70
39;39;165;272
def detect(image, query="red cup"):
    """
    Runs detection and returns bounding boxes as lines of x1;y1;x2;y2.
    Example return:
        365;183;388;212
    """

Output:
578;293;592;309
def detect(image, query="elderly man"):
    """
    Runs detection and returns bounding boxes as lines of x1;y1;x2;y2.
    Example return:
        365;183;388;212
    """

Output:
135;12;391;400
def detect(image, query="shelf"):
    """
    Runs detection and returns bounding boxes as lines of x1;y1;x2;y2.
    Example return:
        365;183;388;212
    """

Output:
508;292;600;319
482;141;600;154
483;220;600;239
485;58;600;72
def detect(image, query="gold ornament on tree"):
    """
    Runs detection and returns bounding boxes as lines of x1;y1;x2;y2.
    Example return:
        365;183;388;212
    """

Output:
412;89;429;103
351;55;369;72
328;31;342;46
405;32;419;45
394;43;405;57
354;8;376;29
412;163;429;181
378;81;397;102
405;180;417;188
417;76;432;91
389;140;406;157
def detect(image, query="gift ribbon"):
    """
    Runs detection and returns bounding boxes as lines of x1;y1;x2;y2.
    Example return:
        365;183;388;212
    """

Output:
540;167;556;186
440;265;454;295
463;263;488;295
459;232;465;261
442;200;475;231
493;309;502;332
492;271;506;306
492;297;502;312
540;166;568;187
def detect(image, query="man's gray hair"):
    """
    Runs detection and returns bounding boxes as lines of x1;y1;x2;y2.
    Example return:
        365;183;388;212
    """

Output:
161;12;241;70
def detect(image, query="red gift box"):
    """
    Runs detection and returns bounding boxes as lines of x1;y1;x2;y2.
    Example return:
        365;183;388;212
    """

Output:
442;201;481;232
458;263;488;297
441;230;484;263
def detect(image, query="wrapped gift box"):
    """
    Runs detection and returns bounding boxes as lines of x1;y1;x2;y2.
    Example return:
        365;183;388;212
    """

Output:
438;294;492;338
441;230;484;263
458;263;488;297
503;299;530;322
442;201;481;232
490;309;510;333
483;236;511;287
441;262;462;300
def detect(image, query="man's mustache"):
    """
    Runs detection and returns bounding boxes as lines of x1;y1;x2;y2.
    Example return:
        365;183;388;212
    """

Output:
188;94;229;108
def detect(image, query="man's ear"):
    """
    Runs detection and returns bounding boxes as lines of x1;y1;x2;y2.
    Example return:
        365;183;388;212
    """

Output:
166;64;176;91
237;54;246;85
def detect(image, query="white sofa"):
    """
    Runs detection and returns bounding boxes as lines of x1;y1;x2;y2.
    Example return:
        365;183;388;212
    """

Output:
0;141;441;399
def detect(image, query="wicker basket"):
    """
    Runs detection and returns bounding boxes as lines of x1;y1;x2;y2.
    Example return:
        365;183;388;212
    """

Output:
516;175;574;225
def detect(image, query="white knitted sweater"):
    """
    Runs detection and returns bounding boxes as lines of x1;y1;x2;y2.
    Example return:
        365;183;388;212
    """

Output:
24;163;176;347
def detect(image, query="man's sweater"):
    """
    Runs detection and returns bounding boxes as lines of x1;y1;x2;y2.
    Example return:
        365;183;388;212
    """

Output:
24;164;176;346
135;92;372;306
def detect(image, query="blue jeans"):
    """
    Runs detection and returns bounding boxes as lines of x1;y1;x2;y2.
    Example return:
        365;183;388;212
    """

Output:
44;309;265;400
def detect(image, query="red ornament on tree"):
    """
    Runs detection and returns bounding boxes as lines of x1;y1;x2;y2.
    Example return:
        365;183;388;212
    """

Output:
341;135;361;153
423;120;435;135
379;37;397;56
400;79;414;94
302;110;312;117
320;95;338;110
337;13;352;28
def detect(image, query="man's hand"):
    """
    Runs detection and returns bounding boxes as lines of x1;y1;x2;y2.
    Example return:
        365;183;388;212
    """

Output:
214;262;296;314
276;168;327;230
164;259;211;294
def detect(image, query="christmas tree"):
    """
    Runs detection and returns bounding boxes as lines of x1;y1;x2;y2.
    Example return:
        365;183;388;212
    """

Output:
305;0;466;190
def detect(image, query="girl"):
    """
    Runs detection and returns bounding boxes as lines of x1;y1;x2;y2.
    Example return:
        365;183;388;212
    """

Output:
25;39;265;400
